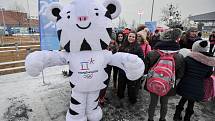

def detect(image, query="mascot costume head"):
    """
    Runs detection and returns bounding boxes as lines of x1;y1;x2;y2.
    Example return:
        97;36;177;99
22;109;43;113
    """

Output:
25;0;145;121
46;0;121;52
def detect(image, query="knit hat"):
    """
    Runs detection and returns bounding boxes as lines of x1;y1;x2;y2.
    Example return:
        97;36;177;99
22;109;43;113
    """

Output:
192;40;210;52
187;27;198;33
161;28;182;41
137;24;146;32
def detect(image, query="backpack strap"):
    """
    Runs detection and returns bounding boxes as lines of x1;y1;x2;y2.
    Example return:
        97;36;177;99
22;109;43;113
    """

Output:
144;44;148;56
157;49;178;57
156;49;164;56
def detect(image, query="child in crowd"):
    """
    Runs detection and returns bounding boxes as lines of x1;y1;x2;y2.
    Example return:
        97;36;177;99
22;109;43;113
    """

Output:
174;40;215;121
144;28;185;121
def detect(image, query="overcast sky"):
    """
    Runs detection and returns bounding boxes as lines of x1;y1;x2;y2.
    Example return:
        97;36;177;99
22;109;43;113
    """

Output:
0;0;215;26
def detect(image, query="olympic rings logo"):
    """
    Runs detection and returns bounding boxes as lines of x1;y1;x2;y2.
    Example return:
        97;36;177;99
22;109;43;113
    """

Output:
83;73;93;79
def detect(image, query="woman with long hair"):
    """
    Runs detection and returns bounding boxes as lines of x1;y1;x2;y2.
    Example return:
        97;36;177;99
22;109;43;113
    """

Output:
117;30;144;105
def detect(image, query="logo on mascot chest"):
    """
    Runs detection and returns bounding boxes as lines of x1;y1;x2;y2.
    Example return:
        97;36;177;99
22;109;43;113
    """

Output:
78;58;98;79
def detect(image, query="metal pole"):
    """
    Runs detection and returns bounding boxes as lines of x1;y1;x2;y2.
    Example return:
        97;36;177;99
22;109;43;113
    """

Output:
1;8;6;45
42;70;49;85
26;0;31;33
139;14;141;25
150;0;155;21
118;16;121;28
42;70;45;84
138;10;143;25
1;8;6;35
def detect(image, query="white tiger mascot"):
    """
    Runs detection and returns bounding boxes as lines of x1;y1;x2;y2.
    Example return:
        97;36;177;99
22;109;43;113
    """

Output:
25;0;145;121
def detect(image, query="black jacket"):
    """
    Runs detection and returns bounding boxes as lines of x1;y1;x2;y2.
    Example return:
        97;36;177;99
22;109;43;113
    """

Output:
179;36;202;49
177;52;215;101
119;42;144;61
150;34;161;49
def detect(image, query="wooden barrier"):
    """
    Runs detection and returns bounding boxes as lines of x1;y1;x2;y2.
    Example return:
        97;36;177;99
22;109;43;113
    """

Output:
0;36;41;75
0;48;40;63
0;66;25;75
0;35;40;46
0;60;24;69
0;45;40;51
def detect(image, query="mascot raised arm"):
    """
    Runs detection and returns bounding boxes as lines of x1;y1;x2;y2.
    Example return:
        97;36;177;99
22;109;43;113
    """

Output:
25;0;145;121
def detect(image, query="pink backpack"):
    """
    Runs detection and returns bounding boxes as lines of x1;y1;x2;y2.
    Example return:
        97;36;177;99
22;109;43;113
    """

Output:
147;50;176;96
203;75;215;102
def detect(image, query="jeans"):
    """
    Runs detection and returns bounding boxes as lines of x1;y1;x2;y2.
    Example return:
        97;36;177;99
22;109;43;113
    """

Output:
117;69;140;103
148;93;169;120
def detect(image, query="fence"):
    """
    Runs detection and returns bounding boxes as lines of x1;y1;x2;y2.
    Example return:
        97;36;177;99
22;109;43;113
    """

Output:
0;35;40;75
0;35;40;46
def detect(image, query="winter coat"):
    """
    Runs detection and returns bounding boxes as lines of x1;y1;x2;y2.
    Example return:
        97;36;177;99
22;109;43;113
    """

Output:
119;42;144;61
179;35;201;49
140;43;152;57
150;34;161;49
177;52;215;101
144;41;185;96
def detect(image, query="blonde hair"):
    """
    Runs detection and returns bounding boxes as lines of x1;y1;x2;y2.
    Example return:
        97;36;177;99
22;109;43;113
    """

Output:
137;30;147;42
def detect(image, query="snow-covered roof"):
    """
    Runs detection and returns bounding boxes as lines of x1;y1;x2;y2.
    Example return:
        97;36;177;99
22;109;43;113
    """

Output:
188;11;215;21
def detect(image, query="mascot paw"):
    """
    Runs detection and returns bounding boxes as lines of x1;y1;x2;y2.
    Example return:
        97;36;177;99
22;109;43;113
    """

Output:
122;54;145;80
25;51;44;77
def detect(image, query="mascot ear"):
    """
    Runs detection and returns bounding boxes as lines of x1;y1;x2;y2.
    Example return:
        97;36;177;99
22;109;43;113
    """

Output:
45;2;63;22
103;0;121;19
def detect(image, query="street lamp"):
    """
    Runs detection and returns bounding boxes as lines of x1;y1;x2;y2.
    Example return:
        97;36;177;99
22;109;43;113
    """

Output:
0;8;6;35
26;0;31;33
138;10;143;25
150;0;155;21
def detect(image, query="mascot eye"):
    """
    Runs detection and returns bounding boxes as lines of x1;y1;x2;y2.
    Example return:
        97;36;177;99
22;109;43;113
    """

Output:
94;8;99;16
67;15;70;19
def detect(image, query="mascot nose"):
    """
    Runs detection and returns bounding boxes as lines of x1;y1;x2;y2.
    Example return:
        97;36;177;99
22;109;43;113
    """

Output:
78;16;88;21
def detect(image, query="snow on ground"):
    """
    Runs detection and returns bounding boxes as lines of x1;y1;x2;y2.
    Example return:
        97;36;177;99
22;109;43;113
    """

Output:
0;66;215;121
0;66;70;121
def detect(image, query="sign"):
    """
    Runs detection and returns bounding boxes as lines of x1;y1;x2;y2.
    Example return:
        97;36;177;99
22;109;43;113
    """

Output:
138;10;143;15
39;0;60;50
145;21;157;33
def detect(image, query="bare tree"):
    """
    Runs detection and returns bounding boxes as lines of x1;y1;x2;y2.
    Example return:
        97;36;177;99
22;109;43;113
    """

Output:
131;20;137;30
121;18;128;28
160;4;182;28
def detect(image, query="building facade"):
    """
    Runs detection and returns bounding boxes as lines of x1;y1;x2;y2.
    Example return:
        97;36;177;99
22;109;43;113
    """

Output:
0;9;39;35
188;11;215;32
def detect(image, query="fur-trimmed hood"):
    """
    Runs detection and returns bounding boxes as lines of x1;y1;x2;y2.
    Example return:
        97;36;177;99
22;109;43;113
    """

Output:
189;52;215;66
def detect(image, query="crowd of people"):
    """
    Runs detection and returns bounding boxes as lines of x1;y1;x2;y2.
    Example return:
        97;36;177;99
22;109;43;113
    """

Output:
99;25;215;121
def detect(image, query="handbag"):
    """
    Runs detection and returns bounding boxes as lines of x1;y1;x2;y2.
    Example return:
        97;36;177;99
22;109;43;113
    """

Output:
203;75;215;102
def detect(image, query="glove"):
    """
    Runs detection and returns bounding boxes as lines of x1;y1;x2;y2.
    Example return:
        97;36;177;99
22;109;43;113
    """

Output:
25;51;45;77
122;54;145;80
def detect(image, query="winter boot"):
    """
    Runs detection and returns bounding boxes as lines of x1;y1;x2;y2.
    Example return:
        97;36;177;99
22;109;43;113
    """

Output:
173;105;184;121
184;110;194;121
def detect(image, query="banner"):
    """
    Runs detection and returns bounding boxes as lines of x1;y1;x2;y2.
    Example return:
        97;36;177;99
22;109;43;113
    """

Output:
39;0;60;50
145;21;157;33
